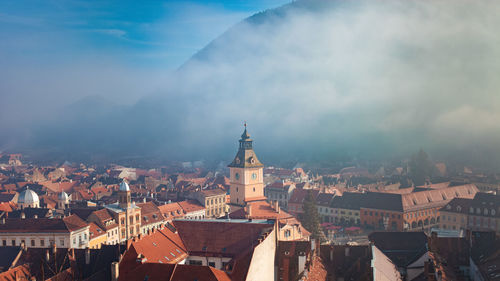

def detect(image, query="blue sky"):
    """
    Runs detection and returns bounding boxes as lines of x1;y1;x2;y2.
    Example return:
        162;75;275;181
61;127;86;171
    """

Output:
0;0;290;69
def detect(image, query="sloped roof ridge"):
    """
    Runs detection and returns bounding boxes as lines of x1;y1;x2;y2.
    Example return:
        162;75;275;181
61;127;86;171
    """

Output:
158;228;187;253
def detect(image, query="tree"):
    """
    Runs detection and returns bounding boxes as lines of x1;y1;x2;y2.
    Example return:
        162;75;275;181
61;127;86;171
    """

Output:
301;190;325;241
408;149;433;186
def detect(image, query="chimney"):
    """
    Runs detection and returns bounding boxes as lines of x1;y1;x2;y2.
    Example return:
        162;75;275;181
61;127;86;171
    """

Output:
85;248;91;265
111;261;119;281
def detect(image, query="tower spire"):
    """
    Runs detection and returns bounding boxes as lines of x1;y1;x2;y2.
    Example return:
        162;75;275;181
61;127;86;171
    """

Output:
241;121;250;140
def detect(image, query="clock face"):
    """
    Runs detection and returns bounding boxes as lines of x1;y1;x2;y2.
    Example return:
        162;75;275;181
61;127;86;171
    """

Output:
252;173;257;180
235;173;240;180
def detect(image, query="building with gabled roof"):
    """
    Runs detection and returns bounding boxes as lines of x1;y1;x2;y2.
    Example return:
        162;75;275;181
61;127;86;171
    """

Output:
117;219;276;281
88;222;106;249
0;214;89;249
438;192;500;234
402;184;478;232
136;201;164;235
229;200;310;241
87;208;120;245
264;180;296;210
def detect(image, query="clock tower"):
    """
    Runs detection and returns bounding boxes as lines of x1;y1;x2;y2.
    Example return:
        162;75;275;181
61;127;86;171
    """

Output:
228;124;264;206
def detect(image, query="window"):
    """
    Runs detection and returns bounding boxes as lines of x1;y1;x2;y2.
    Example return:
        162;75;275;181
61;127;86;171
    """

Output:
129;216;134;224
136;214;140;221
209;262;215;267
40;239;44;246
12;240;15;246
60;239;65;246
84;233;87;240
2;240;6;246
189;260;202;266
73;238;76;245
121;218;125;225
253;188;255;192
31;240;35;247
284;230;291;238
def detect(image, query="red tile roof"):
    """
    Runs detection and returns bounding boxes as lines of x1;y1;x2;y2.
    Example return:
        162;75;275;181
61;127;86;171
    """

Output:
120;227;187;276
63;214;89;232
89;222;105;239
177;200;205;213
137;201;163;226
158;202;185;220
402;184;478;211
0;217;86;233
118;263;231;281
172;220;273;257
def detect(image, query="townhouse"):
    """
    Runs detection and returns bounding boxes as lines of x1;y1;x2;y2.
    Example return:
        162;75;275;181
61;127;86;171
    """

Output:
0;215;89;249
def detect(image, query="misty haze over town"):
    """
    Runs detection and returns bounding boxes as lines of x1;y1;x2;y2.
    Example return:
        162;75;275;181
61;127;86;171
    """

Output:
0;1;499;281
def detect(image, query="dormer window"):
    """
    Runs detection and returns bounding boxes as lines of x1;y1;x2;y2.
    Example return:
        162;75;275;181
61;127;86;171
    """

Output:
492;209;496;216
476;208;481;214
484;208;488;215
457;206;461;212
470;207;474;214
446;205;451;210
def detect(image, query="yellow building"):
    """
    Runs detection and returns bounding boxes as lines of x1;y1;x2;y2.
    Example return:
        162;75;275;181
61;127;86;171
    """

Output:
228;125;265;206
106;181;142;242
189;188;227;218
88;222;107;249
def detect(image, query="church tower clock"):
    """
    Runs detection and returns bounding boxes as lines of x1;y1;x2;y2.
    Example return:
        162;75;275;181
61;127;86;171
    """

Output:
228;124;264;206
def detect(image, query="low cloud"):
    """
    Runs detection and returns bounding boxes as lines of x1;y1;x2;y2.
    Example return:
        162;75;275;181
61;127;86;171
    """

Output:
4;0;500;167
